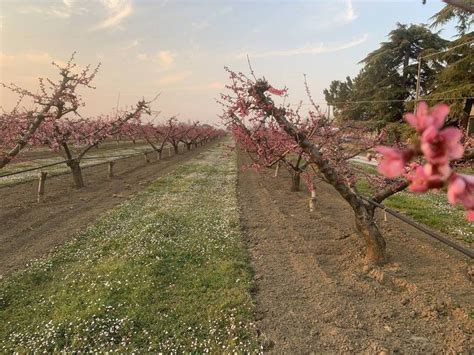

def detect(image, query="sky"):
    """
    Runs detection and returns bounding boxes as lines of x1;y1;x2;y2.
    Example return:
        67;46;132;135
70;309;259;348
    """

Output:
0;0;458;125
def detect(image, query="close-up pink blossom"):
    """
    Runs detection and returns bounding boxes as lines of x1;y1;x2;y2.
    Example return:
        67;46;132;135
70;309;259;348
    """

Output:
421;126;464;165
448;174;474;211
375;146;410;178
405;102;449;133
407;165;430;192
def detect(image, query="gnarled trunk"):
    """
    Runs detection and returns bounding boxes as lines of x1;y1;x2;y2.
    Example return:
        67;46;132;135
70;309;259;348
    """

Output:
290;172;300;192
67;160;84;189
174;145;179;154
186;143;191;151
354;206;386;264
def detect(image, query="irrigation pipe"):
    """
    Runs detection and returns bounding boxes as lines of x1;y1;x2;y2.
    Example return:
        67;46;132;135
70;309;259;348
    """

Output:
0;145;182;179
0;160;70;178
361;197;474;259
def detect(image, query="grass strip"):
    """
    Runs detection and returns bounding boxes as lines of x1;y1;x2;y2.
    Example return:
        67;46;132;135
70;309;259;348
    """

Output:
0;141;260;353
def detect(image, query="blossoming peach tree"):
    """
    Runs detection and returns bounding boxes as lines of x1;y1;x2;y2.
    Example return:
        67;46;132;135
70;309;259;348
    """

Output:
126;118;221;159
221;69;472;264
0;53;99;170
31;100;152;188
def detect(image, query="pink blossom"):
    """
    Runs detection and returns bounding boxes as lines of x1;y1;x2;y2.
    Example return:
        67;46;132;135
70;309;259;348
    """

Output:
406;163;446;192
447;174;474;214
375;146;411;178
407;165;430;192
421;126;464;165
237;99;249;117
268;86;287;96
405;102;449;133
423;162;451;181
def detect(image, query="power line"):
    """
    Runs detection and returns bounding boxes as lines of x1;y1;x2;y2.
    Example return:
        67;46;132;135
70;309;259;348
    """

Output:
292;96;473;106
420;39;474;60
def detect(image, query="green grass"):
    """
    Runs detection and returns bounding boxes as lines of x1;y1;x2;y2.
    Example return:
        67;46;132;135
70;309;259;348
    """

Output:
354;163;473;244
0;142;260;353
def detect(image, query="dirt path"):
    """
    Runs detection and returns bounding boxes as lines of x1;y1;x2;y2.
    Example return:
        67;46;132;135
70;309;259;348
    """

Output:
0;142;217;277
237;152;473;353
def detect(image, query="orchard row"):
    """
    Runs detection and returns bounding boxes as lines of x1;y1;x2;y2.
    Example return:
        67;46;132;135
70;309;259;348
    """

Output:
0;54;224;188
219;69;473;264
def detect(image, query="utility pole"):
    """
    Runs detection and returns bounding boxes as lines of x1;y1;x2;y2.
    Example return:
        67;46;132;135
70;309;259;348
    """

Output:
414;40;473;114
415;56;422;114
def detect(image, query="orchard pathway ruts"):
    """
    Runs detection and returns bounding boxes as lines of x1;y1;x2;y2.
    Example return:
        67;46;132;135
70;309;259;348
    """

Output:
237;150;473;353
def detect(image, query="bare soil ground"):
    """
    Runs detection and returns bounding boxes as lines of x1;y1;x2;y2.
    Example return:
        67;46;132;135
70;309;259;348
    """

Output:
0;142;215;277
237;152;473;353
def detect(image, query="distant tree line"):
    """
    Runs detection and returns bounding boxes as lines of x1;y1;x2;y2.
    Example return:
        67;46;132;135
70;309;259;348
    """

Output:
323;1;473;137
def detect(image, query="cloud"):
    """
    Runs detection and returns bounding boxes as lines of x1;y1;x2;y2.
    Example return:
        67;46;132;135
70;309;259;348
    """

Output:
164;81;223;92
303;0;357;32
158;72;190;85
23;52;54;62
341;0;357;23
135;50;176;70
17;0;76;19
91;0;132;31
239;34;368;59
0;51;54;66
182;81;223;91
0;52;16;66
122;39;140;50
157;50;175;69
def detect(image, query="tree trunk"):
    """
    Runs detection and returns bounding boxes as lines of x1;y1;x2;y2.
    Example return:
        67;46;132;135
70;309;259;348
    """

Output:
194;143;198;148
158;150;163;160
186;143;191;151
290;172;300;191
67;160;84;189
174;145;179;154
354;206;386;264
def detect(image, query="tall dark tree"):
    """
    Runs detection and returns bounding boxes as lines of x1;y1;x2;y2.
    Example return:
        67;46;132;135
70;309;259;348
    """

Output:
428;2;473;128
323;23;448;126
430;1;473;36
360;23;447;98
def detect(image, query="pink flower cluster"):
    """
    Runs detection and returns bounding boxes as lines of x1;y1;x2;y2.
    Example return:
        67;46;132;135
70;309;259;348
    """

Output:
376;102;473;221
